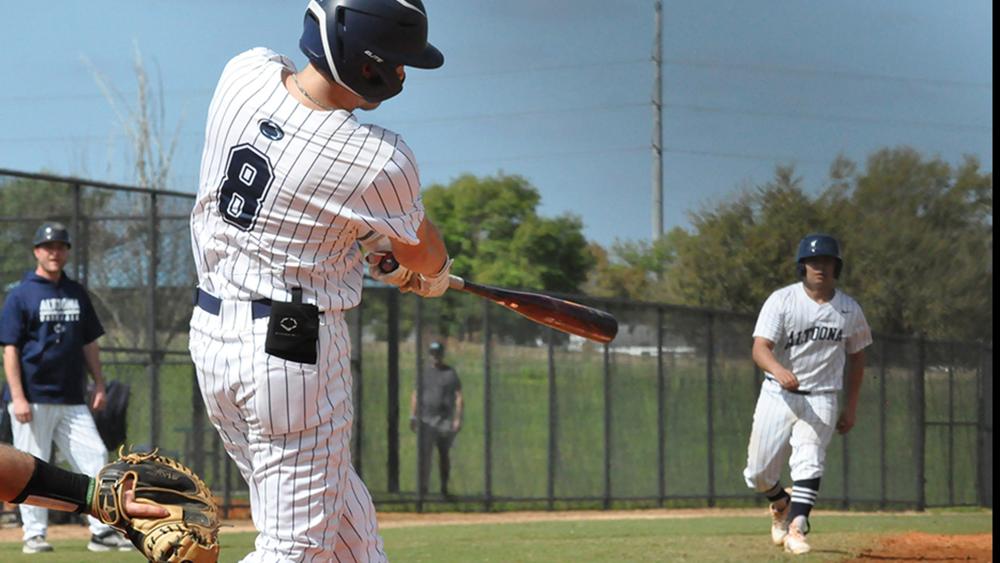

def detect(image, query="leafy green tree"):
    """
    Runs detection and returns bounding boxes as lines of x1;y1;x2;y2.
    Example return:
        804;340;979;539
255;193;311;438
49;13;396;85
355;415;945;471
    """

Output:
590;147;992;342
583;233;677;302
835;148;991;340
423;173;593;293
420;173;595;342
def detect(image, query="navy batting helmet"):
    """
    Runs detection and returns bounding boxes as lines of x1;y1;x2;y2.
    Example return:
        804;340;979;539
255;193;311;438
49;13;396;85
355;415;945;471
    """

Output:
796;234;841;278
300;0;444;103
428;341;444;356
33;222;72;248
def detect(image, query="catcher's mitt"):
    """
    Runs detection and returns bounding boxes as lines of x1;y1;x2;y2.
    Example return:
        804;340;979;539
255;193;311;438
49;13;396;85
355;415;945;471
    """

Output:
92;448;220;562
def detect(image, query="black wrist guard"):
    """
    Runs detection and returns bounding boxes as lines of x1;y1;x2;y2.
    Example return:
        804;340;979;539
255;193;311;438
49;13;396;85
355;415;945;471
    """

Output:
10;456;95;514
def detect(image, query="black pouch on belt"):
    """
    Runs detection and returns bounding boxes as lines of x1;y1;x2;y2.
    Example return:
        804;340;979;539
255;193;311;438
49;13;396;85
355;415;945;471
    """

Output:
265;287;319;364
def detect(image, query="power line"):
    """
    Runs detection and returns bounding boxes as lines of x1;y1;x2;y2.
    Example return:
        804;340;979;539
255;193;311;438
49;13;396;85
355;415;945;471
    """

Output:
419;146;648;167
388;101;649;125
662;58;993;89
3;54;990;105
665;103;993;132
663;147;829;165
1;97;990;146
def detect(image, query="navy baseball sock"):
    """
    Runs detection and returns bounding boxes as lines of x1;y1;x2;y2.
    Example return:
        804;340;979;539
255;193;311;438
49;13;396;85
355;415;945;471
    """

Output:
788;478;821;532
764;482;791;507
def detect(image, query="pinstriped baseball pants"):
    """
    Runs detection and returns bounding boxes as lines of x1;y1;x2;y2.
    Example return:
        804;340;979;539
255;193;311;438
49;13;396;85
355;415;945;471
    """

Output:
190;301;386;562
743;379;838;492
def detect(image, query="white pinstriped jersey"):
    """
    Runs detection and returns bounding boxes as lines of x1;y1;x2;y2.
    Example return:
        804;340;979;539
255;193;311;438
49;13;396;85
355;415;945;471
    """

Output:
753;282;872;392
191;48;425;311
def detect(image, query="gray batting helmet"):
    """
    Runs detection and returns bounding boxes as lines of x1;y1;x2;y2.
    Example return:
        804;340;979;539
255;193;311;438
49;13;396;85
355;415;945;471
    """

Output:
299;0;444;103
33;222;72;248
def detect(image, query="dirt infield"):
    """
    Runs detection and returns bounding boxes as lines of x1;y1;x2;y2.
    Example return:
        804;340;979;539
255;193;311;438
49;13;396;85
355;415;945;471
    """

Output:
846;532;993;562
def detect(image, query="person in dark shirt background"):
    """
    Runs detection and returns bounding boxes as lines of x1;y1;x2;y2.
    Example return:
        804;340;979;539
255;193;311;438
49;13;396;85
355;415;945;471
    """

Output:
410;340;463;499
0;223;132;554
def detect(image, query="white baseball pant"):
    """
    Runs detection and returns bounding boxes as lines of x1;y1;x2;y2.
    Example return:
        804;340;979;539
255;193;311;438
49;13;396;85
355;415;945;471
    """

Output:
189;299;385;562
743;379;838;491
7;402;112;540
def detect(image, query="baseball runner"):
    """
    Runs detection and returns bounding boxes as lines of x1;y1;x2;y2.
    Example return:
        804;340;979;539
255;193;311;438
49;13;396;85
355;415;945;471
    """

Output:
188;1;450;560
742;234;872;555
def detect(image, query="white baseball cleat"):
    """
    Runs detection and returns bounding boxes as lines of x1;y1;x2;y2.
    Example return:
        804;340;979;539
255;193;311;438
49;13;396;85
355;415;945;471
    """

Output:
769;499;791;545
783;516;811;555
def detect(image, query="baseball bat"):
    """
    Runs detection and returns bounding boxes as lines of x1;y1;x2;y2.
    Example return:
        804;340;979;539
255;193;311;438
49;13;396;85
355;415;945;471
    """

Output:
376;255;618;344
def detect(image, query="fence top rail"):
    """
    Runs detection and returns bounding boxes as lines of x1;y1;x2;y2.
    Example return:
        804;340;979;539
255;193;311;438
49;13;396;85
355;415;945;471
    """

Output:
0;168;195;199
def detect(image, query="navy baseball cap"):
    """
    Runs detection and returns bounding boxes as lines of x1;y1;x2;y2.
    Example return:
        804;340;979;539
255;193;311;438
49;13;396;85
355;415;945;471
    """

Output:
33;222;72;248
428;341;444;355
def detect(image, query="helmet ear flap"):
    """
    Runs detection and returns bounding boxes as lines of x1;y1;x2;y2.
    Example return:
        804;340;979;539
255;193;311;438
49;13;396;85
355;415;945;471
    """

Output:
798;259;843;278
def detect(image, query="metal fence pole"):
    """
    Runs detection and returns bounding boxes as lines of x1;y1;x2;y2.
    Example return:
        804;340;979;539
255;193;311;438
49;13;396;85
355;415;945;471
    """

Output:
947;344;955;506
977;345;992;508
415;299;425;512
842;344;853;509
975;345;982;507
603;341;611;510
191;364;205;476
223;453;233;519
656;307;665;507
916;336;926;511
147;192;160;447
706;313;715;507
387;291;400;493
72;182;82;281
879;342;888;509
211;431;221;494
483;301;493;511
842;420;850;509
353;306;364;480
547;328;556;511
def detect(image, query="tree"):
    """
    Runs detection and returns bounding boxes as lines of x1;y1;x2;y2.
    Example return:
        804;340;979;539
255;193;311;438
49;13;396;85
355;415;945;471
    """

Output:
591;147;992;341
835;148;992;340
423;173;593;293
582;232;678;302
83;43;182;190
420;173;595;342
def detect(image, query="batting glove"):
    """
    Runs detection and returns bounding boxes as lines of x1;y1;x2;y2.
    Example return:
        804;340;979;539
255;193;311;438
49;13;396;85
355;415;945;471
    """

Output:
405;257;452;298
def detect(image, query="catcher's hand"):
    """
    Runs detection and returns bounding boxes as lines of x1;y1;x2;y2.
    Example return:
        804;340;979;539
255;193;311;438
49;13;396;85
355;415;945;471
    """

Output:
92;448;220;563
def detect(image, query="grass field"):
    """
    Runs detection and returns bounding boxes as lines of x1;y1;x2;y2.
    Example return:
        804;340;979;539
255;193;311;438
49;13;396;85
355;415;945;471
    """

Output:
0;509;991;562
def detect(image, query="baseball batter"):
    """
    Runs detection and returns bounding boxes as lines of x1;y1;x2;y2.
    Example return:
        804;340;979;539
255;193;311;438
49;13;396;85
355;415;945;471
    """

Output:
188;1;451;560
742;234;872;555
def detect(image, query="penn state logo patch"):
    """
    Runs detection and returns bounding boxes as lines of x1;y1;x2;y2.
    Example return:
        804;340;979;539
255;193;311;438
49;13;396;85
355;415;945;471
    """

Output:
259;119;284;141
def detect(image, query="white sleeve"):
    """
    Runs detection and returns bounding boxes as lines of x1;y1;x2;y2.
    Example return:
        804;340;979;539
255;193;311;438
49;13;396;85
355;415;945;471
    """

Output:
752;291;784;344
846;307;873;354
355;141;424;245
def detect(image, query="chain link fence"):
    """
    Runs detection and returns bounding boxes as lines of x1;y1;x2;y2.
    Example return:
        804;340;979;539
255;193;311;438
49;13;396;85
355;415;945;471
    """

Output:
0;170;992;519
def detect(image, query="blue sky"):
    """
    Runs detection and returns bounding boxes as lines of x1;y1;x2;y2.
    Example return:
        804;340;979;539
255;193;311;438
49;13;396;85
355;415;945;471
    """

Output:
1;0;992;247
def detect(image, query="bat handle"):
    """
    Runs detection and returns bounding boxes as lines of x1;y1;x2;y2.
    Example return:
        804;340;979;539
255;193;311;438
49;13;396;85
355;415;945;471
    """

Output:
377;253;399;273
448;274;465;290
